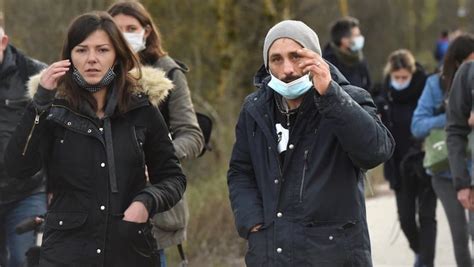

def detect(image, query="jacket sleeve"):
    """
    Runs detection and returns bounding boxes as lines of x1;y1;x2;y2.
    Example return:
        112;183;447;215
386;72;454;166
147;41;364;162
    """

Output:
227;105;264;239
138;105;186;215
411;76;446;139
446;62;474;190
4;87;55;179
168;70;205;159
363;61;372;92
314;81;395;169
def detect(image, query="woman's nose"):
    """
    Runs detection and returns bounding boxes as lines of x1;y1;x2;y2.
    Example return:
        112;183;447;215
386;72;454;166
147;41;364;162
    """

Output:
86;52;98;63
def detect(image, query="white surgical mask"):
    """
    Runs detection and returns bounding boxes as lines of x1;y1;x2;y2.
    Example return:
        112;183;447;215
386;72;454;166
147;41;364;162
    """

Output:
390;79;411;91
350;35;365;52
268;73;313;100
123;30;146;52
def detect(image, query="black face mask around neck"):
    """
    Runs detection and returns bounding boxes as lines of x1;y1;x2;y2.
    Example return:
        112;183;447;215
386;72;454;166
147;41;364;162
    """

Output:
72;66;116;93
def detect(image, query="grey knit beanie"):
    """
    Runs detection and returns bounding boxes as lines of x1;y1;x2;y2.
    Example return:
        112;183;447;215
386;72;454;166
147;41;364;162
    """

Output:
263;20;321;68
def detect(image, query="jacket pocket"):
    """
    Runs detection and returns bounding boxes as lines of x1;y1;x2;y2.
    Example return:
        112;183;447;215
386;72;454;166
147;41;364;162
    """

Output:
44;212;88;230
299;149;309;202
245;228;268;267
117;219;156;257
41;212;89;258
299;221;359;265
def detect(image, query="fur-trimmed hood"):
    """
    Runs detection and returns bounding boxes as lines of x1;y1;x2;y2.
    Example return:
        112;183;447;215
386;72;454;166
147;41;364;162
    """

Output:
26;66;174;107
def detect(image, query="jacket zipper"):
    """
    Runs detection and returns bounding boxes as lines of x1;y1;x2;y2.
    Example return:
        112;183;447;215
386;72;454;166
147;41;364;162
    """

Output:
22;108;43;156
4;98;29;106
299;150;309;203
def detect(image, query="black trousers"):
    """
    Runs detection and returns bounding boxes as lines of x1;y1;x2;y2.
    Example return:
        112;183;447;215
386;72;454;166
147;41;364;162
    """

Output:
395;173;437;267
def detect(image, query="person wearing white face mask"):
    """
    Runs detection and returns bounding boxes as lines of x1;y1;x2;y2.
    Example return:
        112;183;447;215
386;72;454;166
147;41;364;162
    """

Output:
107;2;204;267
323;16;372;92
379;49;436;267
122;29;146;52
228;20;394;266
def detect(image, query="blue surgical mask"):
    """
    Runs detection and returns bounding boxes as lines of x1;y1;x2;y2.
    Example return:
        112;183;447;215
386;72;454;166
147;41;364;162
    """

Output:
350;35;365;52
390;78;411;91
268;73;313;100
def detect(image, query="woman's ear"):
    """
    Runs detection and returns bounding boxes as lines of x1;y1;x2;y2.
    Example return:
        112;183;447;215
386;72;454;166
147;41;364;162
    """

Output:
143;25;152;39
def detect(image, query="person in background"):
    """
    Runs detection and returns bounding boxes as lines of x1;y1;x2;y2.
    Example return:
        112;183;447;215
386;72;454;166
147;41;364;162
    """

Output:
446;34;474;257
322;16;372;91
433;30;450;69
228;20;394;266
3;12;185;266
0;22;47;267
413;33;474;267
379;49;435;267
107;2;204;266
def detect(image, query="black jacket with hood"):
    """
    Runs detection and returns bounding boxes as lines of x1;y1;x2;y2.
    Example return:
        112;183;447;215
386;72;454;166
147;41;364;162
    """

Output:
0;44;46;204
228;63;394;266
4;66;186;266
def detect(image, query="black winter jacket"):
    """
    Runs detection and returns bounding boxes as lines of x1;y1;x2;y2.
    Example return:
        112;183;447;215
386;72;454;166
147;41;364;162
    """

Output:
228;63;394;266
4;67;186;266
0;44;46;204
378;65;427;190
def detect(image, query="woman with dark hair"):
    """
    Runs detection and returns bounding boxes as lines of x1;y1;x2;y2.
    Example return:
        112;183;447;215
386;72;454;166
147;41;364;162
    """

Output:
4;11;185;266
379;49;436;267
412;33;474;267
107;2;204;266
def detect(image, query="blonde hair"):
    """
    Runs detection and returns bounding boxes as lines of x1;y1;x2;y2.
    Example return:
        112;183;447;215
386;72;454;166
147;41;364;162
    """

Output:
383;49;416;77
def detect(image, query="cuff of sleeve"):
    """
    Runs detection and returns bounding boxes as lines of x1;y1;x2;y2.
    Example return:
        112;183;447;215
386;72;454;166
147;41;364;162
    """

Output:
133;193;156;215
238;213;264;239
313;81;343;114
454;176;472;191
33;85;56;111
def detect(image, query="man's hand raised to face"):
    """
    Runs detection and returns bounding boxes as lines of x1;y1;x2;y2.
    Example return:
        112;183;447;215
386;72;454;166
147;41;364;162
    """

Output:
297;48;331;95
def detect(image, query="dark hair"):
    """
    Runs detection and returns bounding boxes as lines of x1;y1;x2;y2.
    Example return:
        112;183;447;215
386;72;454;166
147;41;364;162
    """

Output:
383;49;416;77
330;16;359;46
441;30;449;38
441;33;474;91
107;1;167;65
59;11;141;113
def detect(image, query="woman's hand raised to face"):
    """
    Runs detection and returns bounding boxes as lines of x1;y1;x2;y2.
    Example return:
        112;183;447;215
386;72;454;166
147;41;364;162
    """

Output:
39;60;71;90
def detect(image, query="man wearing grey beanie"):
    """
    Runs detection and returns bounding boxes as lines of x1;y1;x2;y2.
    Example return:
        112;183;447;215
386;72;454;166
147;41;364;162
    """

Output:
228;20;394;266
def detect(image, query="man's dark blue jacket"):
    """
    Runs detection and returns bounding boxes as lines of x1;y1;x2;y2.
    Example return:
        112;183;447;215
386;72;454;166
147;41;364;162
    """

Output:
228;63;394;266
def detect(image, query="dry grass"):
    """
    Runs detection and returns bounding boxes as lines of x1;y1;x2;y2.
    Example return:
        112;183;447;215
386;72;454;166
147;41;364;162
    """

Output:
164;152;246;267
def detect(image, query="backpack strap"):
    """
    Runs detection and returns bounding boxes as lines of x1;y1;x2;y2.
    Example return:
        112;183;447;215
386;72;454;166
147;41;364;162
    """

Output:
177;244;188;266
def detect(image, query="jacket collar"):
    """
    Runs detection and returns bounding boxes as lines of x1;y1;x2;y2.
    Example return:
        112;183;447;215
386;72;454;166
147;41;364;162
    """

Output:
0;45;17;79
26;65;174;110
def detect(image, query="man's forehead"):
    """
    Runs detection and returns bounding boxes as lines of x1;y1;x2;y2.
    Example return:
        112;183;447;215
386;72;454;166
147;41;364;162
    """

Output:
268;38;304;55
